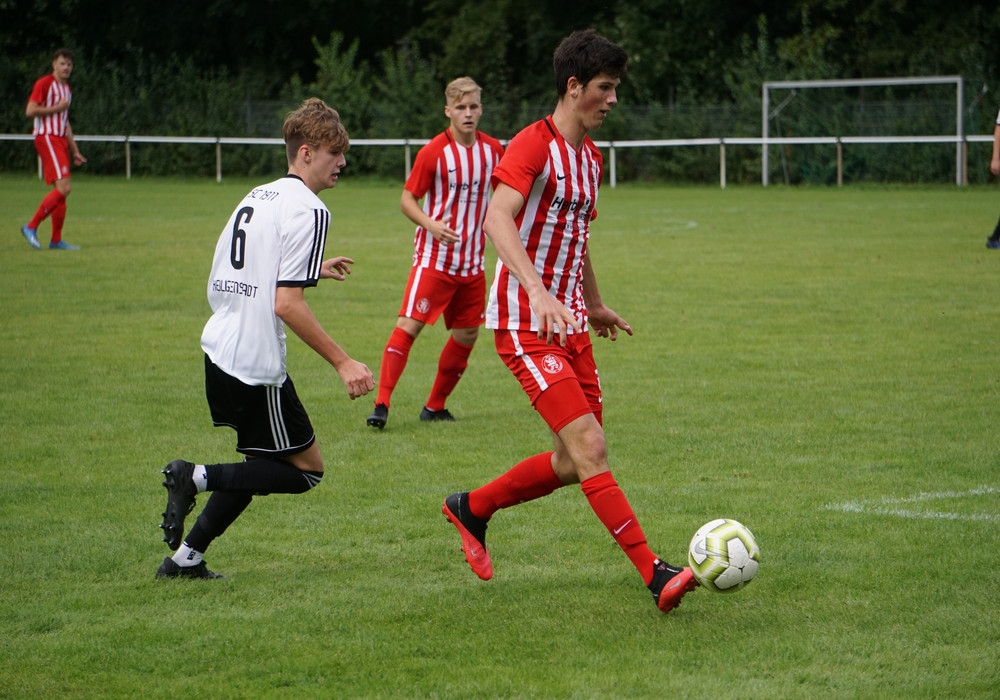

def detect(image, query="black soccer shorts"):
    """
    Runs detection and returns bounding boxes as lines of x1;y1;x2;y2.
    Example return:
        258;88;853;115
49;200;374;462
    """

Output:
204;354;316;458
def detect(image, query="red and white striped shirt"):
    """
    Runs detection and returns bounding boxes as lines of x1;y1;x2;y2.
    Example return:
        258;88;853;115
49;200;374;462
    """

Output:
29;74;72;137
486;116;602;333
405;129;504;277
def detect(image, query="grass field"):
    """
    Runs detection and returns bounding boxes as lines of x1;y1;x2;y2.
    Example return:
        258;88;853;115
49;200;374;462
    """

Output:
1;173;999;698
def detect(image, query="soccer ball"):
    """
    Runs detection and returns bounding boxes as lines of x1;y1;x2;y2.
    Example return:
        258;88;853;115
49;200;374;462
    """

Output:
687;518;760;593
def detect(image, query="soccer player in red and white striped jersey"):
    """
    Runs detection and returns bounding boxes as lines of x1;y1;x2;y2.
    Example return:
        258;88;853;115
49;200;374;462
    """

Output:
21;48;87;250
367;77;504;429
442;30;699;614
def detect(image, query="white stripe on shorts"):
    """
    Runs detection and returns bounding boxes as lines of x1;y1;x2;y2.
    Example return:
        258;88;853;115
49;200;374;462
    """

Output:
266;385;291;451
512;331;551;393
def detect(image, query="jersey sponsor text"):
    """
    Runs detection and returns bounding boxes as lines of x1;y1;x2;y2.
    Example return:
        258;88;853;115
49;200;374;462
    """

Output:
211;278;259;298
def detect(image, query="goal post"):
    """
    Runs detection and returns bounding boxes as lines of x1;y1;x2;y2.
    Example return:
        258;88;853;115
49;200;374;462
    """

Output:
762;76;964;186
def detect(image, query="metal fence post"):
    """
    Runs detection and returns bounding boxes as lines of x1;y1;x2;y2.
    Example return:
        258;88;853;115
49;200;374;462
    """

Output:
719;140;726;189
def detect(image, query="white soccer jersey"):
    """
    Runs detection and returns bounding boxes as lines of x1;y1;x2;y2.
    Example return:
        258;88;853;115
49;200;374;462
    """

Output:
201;175;330;386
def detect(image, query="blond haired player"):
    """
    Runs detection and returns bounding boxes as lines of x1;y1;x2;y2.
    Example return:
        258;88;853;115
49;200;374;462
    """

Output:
157;98;374;579
367;77;504;429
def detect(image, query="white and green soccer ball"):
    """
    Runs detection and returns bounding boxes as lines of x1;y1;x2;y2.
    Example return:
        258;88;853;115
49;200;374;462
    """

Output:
687;518;760;593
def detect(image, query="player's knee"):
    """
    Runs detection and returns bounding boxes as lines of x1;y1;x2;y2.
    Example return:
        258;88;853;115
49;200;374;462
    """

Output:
577;425;608;464
301;470;323;490
397;316;424;337
453;327;479;345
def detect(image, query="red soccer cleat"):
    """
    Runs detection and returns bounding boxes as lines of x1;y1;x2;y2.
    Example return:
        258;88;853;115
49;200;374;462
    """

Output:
442;492;493;581
649;560;699;613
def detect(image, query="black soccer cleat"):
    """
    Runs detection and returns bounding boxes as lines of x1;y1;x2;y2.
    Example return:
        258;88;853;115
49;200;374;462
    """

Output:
159;459;197;550
155;557;224;580
367;403;389;429
420;407;456;422
648;558;699;613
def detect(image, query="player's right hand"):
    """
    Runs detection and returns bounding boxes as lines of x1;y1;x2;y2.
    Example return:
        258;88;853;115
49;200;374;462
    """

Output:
529;289;580;346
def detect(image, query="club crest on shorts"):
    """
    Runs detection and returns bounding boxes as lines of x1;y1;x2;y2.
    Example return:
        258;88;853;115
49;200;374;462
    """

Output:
541;354;564;374
416;298;430;314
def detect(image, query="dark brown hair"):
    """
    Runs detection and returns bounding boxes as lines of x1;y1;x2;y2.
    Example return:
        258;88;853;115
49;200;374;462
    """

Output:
553;30;628;98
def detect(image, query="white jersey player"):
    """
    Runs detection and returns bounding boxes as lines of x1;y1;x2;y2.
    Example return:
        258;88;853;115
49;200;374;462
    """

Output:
156;98;374;580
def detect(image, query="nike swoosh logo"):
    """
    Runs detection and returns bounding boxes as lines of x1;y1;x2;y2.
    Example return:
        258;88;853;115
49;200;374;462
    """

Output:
692;540;716;557
556;174;566;180
613;519;632;535
388;348;405;356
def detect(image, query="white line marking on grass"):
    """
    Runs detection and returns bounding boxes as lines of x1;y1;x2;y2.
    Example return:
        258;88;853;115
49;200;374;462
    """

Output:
825;486;1000;522
661;220;697;231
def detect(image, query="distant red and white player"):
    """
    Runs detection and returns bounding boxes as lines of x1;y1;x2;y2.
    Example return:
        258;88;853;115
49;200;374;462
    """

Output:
442;30;699;614
22;48;87;251
367;77;504;429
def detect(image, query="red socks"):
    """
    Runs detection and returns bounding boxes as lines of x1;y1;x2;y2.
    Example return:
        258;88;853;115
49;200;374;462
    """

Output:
375;327;415;406
425;336;473;411
376;330;474;410
29;190;66;237
50;199;67;242
468;452;564;519
581;471;658;584
467;457;659;583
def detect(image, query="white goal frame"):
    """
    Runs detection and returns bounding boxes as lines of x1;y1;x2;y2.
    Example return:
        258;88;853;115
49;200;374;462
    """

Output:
762;76;964;186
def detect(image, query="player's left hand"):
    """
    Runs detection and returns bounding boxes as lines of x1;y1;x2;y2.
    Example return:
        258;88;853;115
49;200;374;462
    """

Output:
73;152;87;166
337;358;375;400
428;219;459;245
320;256;355;280
588;304;632;341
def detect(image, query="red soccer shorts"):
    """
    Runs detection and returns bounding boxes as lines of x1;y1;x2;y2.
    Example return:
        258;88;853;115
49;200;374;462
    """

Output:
494;329;603;433
397;266;485;329
34;134;71;185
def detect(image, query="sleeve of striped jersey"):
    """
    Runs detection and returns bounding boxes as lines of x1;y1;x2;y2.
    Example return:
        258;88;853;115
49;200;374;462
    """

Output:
277;207;330;288
28;76;53;105
403;138;440;198
490;127;546;201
